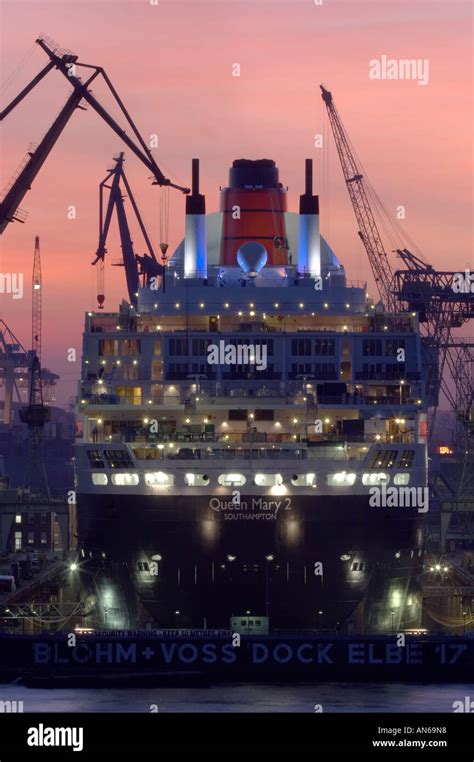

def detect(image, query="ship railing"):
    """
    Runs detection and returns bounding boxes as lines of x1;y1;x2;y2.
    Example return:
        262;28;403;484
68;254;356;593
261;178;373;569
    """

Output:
163;449;309;461
86;431;415;448
316;394;419;407
354;371;421;382
343;279;367;289
76;394;182;406
75;393;420;413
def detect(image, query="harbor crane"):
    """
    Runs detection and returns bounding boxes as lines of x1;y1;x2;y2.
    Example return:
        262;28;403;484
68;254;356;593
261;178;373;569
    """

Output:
320;85;397;313
0;37;189;234
92;153;162;307
320;85;474;419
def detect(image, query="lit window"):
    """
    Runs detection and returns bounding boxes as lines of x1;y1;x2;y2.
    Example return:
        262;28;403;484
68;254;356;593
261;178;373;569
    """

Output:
327;472;357;487
41;532;47;545
28;532;34;544
362;473;390;486
184;473;210;486
145;472;175;486
218;473;246;487
254;473;283;487
394;473;410;486
15;514;21;524
291;474;317;487
92;473;108;486
111;473;139;486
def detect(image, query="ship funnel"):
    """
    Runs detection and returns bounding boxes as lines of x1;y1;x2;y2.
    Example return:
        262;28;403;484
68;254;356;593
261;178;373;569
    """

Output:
298;158;321;277
219;159;288;267
184;158;207;278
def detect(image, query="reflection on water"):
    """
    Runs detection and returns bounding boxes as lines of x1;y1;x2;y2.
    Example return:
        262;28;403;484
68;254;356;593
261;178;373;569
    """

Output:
0;683;469;713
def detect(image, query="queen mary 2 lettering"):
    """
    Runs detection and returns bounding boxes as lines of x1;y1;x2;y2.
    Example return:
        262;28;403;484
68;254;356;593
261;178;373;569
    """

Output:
74;157;429;633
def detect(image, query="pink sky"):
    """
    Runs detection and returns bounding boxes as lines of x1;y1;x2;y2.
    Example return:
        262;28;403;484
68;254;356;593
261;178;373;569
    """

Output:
0;0;472;405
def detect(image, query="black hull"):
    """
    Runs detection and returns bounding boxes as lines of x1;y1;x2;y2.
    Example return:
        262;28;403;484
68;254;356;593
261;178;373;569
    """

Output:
76;493;424;632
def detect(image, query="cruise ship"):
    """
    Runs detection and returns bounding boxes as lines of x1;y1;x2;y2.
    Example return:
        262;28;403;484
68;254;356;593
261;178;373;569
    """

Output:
75;158;428;632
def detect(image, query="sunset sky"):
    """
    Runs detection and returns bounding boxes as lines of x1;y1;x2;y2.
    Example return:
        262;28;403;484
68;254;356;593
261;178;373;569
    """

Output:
0;0;472;405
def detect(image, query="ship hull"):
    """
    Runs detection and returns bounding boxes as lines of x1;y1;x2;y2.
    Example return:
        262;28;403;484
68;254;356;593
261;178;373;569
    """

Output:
76;493;424;633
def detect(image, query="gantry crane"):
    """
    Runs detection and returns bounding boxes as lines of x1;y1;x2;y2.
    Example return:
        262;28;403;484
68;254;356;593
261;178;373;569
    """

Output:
92;153;162;307
0;36;189;234
320;85;474;418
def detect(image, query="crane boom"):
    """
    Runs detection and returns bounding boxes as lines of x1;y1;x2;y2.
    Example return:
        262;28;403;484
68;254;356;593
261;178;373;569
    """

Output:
32;236;42;362
0;38;189;234
0;60;56;120
320;85;396;311
0;88;85;233
36;38;188;193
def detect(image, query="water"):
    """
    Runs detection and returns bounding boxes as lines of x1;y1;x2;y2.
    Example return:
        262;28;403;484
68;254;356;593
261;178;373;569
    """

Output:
1;682;470;713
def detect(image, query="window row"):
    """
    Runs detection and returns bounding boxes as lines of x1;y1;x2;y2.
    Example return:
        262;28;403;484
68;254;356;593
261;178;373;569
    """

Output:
91;471;412;488
362;339;406;357
291;339;336;356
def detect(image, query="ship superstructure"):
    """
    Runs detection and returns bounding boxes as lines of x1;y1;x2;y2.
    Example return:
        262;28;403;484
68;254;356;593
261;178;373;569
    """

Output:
75;159;428;632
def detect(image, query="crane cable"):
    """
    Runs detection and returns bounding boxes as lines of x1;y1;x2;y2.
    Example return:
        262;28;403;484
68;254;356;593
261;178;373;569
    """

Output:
339;116;427;263
0;42;36;96
160;185;170;246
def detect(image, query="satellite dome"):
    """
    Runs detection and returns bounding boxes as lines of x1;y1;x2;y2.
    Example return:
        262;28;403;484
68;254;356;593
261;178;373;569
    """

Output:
236;241;268;274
